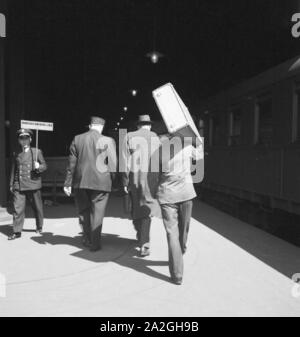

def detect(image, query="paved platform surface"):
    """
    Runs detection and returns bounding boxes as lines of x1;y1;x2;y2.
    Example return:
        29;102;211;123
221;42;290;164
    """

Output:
0;195;300;317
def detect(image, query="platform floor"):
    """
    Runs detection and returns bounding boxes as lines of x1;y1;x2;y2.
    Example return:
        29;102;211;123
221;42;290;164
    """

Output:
0;195;300;317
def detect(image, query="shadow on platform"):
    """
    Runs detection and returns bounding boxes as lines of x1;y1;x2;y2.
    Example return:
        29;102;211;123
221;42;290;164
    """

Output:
31;232;170;283
25;195;129;220
0;224;12;236
0;223;43;237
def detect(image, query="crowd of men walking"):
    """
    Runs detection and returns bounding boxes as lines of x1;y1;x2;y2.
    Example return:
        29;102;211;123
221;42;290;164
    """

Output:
8;115;203;285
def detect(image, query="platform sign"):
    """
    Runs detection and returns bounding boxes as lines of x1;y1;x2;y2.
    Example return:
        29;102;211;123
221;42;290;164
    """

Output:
20;120;54;161
152;83;201;141
21;120;54;131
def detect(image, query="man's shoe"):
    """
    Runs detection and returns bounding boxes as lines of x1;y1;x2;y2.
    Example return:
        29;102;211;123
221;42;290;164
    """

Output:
36;229;43;234
139;247;150;257
90;245;102;252
82;238;91;248
8;233;22;240
172;277;183;285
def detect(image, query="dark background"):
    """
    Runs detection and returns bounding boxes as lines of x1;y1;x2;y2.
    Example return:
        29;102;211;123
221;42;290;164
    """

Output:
6;0;300;155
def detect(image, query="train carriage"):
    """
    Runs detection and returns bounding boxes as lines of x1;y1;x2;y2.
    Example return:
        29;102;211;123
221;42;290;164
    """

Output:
198;55;300;217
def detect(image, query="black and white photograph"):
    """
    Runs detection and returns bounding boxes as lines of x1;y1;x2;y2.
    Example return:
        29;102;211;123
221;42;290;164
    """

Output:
0;0;300;320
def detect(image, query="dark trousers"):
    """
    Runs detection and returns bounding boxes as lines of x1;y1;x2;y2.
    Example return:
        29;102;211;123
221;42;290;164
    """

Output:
75;189;109;249
12;189;44;233
133;216;151;249
160;200;193;280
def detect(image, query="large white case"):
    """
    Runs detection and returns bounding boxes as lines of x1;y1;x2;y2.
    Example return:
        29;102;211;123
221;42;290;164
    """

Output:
152;83;201;141
152;83;204;184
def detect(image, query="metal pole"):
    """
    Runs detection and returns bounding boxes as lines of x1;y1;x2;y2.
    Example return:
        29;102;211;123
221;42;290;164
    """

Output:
35;129;38;162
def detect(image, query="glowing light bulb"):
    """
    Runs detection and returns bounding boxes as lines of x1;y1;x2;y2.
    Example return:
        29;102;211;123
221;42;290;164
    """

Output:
151;53;158;64
146;51;163;64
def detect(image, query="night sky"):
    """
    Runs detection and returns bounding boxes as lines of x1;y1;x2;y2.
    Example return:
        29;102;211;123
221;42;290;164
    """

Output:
9;0;300;155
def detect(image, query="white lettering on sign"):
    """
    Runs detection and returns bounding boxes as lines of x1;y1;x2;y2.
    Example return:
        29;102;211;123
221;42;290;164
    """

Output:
292;13;300;38
21;120;54;131
0;13;5;38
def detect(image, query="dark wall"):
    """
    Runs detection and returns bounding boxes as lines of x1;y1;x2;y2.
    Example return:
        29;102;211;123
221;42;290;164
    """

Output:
0;0;7;206
7;0;25;154
5;0;300;158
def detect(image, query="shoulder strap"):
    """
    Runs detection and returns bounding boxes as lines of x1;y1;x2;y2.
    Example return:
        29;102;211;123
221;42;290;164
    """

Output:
30;148;34;167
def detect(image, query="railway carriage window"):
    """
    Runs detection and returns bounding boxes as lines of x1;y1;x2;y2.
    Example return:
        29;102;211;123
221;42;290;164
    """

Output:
229;108;241;146
293;85;300;141
198;118;205;137
255;96;273;145
209;117;220;146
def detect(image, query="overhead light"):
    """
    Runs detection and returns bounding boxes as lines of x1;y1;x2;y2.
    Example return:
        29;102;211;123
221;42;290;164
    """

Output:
146;51;163;64
120;117;124;121
130;89;137;96
123;106;128;112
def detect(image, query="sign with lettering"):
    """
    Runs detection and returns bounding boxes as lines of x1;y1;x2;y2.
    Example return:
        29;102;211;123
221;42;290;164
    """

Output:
292;13;300;38
0;13;5;38
21;120;54;131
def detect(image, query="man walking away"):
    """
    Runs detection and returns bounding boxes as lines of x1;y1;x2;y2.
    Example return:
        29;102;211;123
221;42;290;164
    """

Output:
157;134;203;284
121;115;160;257
64;116;117;252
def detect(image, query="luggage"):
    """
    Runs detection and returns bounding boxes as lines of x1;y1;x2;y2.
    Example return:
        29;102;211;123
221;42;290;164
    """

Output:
123;192;132;215
152;83;202;141
152;83;204;184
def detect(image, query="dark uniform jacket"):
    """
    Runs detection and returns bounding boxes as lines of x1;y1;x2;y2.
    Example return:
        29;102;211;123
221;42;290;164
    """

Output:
64;129;117;191
10;147;47;191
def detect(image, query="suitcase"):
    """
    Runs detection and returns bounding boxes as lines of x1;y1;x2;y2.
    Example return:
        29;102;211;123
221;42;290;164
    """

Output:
152;83;204;184
152;83;202;141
